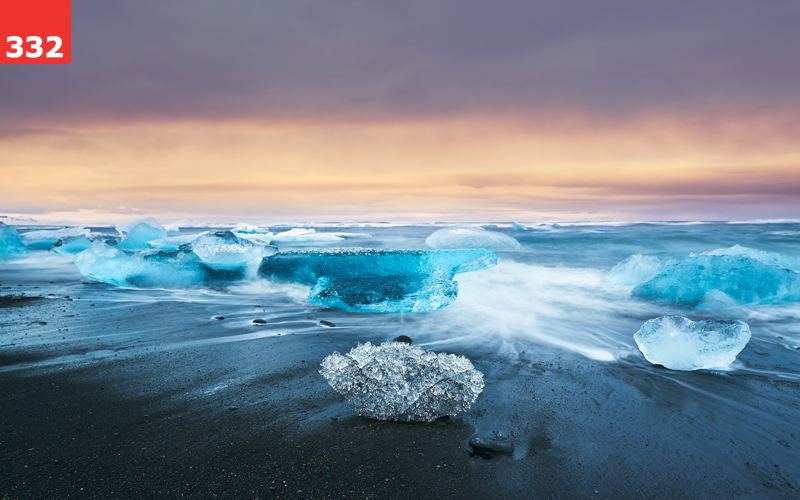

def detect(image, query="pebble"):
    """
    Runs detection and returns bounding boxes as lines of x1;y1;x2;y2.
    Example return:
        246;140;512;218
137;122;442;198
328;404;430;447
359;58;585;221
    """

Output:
319;320;336;328
253;319;267;324
394;335;412;344
214;316;225;320
469;435;514;455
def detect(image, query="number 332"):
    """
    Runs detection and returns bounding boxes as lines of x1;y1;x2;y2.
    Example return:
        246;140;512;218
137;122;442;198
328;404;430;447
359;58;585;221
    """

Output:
6;36;63;58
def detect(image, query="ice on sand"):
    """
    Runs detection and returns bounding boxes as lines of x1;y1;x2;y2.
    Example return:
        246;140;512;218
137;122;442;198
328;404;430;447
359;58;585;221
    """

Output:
0;222;29;259
634;316;751;370
425;226;521;251
605;246;800;306
320;342;484;422
258;247;496;313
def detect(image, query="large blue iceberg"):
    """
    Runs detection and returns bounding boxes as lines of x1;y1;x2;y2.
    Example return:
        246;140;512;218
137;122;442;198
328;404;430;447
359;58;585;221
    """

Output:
425;226;521;251
0;222;29;259
605;245;800;306
258;247;497;313
634;316;751;370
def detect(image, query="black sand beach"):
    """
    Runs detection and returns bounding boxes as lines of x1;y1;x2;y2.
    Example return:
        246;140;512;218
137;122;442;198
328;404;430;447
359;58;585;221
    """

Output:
2;291;799;500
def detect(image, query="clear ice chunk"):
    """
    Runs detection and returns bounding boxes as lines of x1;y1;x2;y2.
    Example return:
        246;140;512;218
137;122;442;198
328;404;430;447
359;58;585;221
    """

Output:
634;316;751;370
116;220;169;251
320;342;485;422
191;231;266;270
0;222;29;259
425;226;522;251
21;227;90;250
258;247;496;313
606;246;800;306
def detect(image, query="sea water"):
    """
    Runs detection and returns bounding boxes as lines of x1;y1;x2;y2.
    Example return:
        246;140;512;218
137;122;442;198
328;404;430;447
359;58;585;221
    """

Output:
2;221;799;380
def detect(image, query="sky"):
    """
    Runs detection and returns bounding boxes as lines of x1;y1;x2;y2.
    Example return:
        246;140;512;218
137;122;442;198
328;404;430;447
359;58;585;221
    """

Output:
1;0;799;224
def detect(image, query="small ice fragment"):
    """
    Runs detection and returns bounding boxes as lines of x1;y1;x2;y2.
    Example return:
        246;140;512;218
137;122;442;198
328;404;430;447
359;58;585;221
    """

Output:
320;342;484;422
0;222;29;259
425;226;521;251
634;316;751;370
116;219;169;250
259;247;496;313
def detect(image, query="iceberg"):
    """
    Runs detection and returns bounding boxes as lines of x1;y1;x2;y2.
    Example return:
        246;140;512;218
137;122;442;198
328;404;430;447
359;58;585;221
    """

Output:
425;226;522;251
0;222;29;259
634;316;751;370
147;232;207;252
73;232;271;288
271;228;343;243
116;221;169;251
258;247;496;313
606;246;800;306
74;241;203;288
601;254;664;288
231;223;267;234
191;231;267;270
21;227;90;250
320;342;484;422
52;235;93;255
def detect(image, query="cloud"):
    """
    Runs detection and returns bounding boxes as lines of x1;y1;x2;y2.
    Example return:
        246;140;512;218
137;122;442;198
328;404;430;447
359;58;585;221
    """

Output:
1;1;799;127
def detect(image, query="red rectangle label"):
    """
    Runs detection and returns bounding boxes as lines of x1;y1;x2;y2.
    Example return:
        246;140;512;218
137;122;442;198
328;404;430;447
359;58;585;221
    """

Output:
1;0;71;64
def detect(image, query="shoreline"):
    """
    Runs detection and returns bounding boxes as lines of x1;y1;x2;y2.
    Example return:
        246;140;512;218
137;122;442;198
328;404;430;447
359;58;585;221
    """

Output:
1;294;799;499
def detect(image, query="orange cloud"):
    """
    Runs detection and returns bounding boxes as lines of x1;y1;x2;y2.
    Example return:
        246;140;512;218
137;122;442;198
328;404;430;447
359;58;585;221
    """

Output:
2;109;799;223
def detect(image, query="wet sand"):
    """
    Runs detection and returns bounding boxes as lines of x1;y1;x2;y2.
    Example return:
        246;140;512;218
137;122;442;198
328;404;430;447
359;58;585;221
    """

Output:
2;293;799;499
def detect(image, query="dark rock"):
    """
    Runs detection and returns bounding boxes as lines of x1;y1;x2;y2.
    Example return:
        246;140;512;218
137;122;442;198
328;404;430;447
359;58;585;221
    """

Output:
393;335;412;344
319;320;336;328
252;319;267;324
469;435;514;455
214;316;225;320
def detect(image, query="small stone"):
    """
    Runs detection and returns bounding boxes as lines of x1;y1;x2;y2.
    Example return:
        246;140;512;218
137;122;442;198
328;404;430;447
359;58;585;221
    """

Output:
469;435;514;455
394;335;412;344
253;319;267;324
319;320;336;328
214;316;224;320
